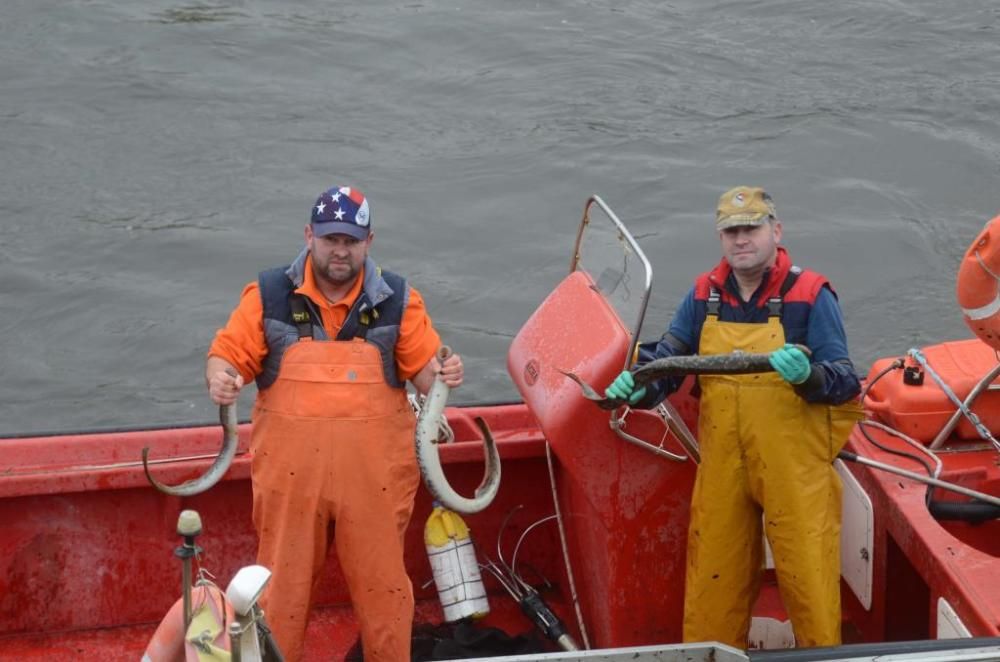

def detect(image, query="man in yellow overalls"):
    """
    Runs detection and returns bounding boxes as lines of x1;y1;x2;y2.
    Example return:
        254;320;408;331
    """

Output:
606;186;862;648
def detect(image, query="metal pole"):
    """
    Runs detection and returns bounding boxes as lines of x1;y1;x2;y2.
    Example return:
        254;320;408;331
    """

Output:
229;621;243;662
175;510;203;631
838;451;1000;508
928;362;1000;450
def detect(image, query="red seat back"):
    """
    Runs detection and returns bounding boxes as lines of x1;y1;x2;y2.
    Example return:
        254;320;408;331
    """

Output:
508;270;695;647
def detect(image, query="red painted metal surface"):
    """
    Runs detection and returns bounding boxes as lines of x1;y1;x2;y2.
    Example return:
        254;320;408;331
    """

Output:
0;403;574;659
6;308;1000;659
841;428;1000;638
507;270;697;648
840;340;1000;642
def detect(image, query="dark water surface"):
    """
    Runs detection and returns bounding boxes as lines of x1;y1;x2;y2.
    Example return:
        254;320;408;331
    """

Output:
2;0;999;434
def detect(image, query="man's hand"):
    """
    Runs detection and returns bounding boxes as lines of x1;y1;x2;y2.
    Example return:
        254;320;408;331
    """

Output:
604;370;646;405
769;343;811;385
435;352;464;388
208;364;244;405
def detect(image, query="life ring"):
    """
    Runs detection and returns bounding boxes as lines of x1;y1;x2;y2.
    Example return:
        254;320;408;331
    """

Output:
957;214;1000;351
142;584;234;662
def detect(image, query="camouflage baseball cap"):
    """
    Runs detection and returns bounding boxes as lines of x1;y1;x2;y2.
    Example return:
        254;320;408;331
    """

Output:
715;186;776;230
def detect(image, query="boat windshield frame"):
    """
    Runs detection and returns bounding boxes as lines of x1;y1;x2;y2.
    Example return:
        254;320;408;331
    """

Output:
570;195;653;372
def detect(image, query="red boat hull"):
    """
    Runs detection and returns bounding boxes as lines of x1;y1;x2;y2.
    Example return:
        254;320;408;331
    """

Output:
4;264;1000;658
0;404;575;659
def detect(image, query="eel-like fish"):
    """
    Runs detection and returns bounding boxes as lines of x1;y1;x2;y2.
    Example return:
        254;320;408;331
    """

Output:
142;402;239;496
562;345;810;410
416;348;501;514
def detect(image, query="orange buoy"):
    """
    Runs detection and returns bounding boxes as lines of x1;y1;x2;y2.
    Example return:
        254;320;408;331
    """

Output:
957;214;1000;350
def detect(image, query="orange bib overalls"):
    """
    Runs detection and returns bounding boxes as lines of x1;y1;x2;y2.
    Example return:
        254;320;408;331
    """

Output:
251;337;419;661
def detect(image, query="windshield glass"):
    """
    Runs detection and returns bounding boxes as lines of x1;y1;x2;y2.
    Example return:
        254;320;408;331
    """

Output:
571;197;652;368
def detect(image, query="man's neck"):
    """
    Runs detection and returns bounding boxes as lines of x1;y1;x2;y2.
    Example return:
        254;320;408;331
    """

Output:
312;267;362;305
731;266;766;303
319;279;355;305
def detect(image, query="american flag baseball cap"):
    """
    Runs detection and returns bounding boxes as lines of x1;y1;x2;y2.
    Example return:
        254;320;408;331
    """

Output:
310;186;371;240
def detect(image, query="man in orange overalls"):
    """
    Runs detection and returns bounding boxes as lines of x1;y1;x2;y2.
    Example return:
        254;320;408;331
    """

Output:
606;187;862;649
206;186;463;662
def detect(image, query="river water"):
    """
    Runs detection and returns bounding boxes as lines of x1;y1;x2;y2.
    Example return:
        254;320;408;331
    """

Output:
2;0;999;434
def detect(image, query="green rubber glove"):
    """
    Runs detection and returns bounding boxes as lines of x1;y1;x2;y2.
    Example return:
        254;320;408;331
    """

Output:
769;343;811;385
604;370;647;405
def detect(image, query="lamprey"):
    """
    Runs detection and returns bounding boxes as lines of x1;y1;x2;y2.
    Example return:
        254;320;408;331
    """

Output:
416;347;501;513
562;345;811;410
142;402;239;496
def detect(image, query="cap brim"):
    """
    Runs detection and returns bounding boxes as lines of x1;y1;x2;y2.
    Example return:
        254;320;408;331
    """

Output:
311;222;370;240
716;214;769;230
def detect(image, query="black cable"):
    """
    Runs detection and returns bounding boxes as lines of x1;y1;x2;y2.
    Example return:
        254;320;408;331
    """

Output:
861;357;1000;522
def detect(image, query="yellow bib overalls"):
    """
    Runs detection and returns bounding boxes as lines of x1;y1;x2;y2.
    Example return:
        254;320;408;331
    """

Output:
682;311;862;648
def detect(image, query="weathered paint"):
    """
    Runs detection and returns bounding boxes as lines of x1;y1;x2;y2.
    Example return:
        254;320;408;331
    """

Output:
0;404;569;659
508;270;699;648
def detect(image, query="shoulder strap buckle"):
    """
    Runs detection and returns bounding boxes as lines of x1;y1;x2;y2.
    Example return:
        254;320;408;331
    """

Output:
707;286;721;317
767;297;782;317
288;294;314;340
767;267;802;318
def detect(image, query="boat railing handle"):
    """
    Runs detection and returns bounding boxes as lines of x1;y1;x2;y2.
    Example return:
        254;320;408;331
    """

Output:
609;401;700;464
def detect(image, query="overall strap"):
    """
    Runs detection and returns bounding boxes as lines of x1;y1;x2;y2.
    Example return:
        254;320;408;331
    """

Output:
336;300;378;341
767;268;802;318
706;287;722;317
288;294;315;340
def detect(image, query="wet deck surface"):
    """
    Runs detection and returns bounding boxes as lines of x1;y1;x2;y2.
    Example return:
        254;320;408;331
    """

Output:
0;594;563;661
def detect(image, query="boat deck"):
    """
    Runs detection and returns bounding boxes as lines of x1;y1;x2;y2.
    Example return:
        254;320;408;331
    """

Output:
0;593;571;660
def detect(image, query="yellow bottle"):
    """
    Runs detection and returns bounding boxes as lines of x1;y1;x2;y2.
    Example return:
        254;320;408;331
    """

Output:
424;504;490;622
